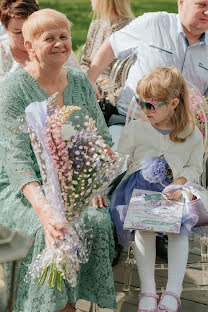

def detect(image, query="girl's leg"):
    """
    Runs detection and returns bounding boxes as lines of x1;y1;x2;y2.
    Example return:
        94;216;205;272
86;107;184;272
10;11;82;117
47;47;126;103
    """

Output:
160;233;189;310
134;231;157;310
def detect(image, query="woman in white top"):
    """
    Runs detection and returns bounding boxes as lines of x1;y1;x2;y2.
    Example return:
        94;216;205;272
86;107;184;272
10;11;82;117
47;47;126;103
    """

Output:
0;0;79;83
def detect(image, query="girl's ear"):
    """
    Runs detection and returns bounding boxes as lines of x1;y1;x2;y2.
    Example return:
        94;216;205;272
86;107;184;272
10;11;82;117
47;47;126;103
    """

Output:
24;41;34;56
170;98;179;110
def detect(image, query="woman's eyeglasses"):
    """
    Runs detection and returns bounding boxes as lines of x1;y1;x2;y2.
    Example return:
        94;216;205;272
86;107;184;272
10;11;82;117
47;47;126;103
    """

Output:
135;95;168;112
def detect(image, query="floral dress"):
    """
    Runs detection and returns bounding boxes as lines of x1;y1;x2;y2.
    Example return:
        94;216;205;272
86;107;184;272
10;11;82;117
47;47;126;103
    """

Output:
80;17;133;102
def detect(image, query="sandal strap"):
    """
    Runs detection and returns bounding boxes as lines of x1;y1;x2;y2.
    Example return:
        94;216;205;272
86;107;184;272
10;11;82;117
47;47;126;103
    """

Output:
139;293;159;300
160;291;181;309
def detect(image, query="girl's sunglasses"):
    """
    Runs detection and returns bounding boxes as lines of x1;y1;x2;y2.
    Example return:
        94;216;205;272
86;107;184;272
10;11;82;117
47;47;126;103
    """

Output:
135;95;168;112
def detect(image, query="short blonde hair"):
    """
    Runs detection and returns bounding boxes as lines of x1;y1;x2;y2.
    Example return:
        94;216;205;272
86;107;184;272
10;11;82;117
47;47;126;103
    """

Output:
136;66;194;143
22;8;72;42
95;0;134;20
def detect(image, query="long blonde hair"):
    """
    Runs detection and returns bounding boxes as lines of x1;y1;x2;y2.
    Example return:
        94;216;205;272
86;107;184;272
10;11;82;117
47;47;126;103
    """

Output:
94;0;134;21
137;66;194;143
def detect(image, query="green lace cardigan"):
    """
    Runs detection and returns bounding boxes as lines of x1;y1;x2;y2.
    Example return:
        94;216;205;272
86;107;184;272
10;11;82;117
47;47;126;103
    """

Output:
0;67;116;311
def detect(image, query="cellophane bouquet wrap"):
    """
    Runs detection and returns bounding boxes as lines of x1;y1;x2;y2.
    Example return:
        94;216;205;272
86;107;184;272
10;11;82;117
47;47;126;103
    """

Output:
23;93;125;290
190;91;208;137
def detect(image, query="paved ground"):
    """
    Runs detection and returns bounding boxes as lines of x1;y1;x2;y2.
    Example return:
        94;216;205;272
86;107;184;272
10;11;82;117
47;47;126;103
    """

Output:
75;235;208;312
1;235;208;312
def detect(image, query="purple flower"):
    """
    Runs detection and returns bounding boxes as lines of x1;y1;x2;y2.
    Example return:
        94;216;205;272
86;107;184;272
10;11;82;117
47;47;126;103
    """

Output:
141;157;167;184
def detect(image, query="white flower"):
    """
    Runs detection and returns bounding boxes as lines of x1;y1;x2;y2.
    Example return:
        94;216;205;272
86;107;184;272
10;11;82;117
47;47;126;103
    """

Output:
61;124;75;141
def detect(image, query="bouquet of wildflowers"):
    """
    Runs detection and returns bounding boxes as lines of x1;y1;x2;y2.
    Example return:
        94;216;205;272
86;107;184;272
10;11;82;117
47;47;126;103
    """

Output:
24;93;125;290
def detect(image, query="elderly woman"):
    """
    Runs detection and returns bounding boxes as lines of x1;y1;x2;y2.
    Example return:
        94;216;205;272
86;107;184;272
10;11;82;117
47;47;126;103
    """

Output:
0;0;79;83
0;8;116;312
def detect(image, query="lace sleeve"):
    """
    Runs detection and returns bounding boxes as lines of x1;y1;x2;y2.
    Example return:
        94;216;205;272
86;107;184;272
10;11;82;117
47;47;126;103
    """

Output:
117;121;135;156
82;74;113;147
0;86;40;194
179;127;204;182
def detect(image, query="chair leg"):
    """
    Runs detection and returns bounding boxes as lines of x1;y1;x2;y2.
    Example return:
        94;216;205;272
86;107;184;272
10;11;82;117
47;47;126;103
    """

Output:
200;235;208;263
7;261;17;312
123;242;134;292
7;260;22;312
91;302;100;312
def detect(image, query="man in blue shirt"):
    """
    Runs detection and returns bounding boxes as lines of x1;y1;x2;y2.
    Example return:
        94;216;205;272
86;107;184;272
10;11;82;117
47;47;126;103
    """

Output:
87;0;208;277
88;0;208;117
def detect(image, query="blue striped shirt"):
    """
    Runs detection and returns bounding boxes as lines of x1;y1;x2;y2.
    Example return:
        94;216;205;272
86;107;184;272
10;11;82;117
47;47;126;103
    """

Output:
110;12;208;116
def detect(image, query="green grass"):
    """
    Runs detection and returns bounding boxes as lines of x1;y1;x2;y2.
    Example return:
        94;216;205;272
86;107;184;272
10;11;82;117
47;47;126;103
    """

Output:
38;0;178;51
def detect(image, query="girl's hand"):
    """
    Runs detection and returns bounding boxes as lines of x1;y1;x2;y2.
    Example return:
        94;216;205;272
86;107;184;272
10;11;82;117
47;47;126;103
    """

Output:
163;176;187;200
163;187;182;200
92;194;108;208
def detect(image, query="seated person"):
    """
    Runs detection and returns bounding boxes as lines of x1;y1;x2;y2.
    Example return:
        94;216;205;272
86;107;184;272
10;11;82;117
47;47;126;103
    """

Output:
0;0;80;83
0;8;116;312
87;1;208;149
80;0;133;103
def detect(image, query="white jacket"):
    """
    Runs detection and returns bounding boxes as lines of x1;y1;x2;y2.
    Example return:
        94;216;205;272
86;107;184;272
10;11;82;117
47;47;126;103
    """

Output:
117;119;204;183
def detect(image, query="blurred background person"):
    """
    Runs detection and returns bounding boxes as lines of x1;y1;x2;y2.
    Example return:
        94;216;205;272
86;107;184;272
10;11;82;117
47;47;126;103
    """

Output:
0;0;80;83
80;0;134;102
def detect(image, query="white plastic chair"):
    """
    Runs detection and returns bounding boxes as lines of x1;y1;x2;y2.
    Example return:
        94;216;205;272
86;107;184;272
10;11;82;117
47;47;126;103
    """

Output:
108;55;134;105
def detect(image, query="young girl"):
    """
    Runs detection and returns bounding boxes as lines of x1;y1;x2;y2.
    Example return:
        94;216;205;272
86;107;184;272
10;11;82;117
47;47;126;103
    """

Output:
110;66;204;312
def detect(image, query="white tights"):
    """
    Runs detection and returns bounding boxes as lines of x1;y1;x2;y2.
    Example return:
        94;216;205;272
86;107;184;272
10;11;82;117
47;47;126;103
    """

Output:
134;231;189;310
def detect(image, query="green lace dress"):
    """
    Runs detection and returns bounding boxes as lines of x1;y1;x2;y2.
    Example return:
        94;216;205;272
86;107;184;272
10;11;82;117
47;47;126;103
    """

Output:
0;67;117;311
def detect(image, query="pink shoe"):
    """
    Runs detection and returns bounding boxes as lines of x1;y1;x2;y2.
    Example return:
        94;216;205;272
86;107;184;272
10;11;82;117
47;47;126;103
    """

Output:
157;291;181;312
137;292;159;312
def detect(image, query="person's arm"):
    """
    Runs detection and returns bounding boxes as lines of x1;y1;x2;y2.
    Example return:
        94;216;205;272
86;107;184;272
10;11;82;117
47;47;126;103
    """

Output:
22;182;66;246
163;177;187;200
164;127;204;200
0;81;66;246
80;20;96;73
82;72;113;147
87;38;115;98
117;121;136;157
178;127;204;182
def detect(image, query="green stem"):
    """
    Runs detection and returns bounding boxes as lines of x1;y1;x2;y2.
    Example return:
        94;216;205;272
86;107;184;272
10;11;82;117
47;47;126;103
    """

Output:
41;266;49;285
48;263;54;287
57;272;63;291
51;265;57;288
37;268;46;286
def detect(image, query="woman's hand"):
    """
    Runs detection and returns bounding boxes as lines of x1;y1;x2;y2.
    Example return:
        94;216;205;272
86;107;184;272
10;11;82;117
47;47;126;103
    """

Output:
92;194;108;208
105;144;115;158
163;176;187;200
90;81;102;100
22;181;67;247
39;212;66;247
